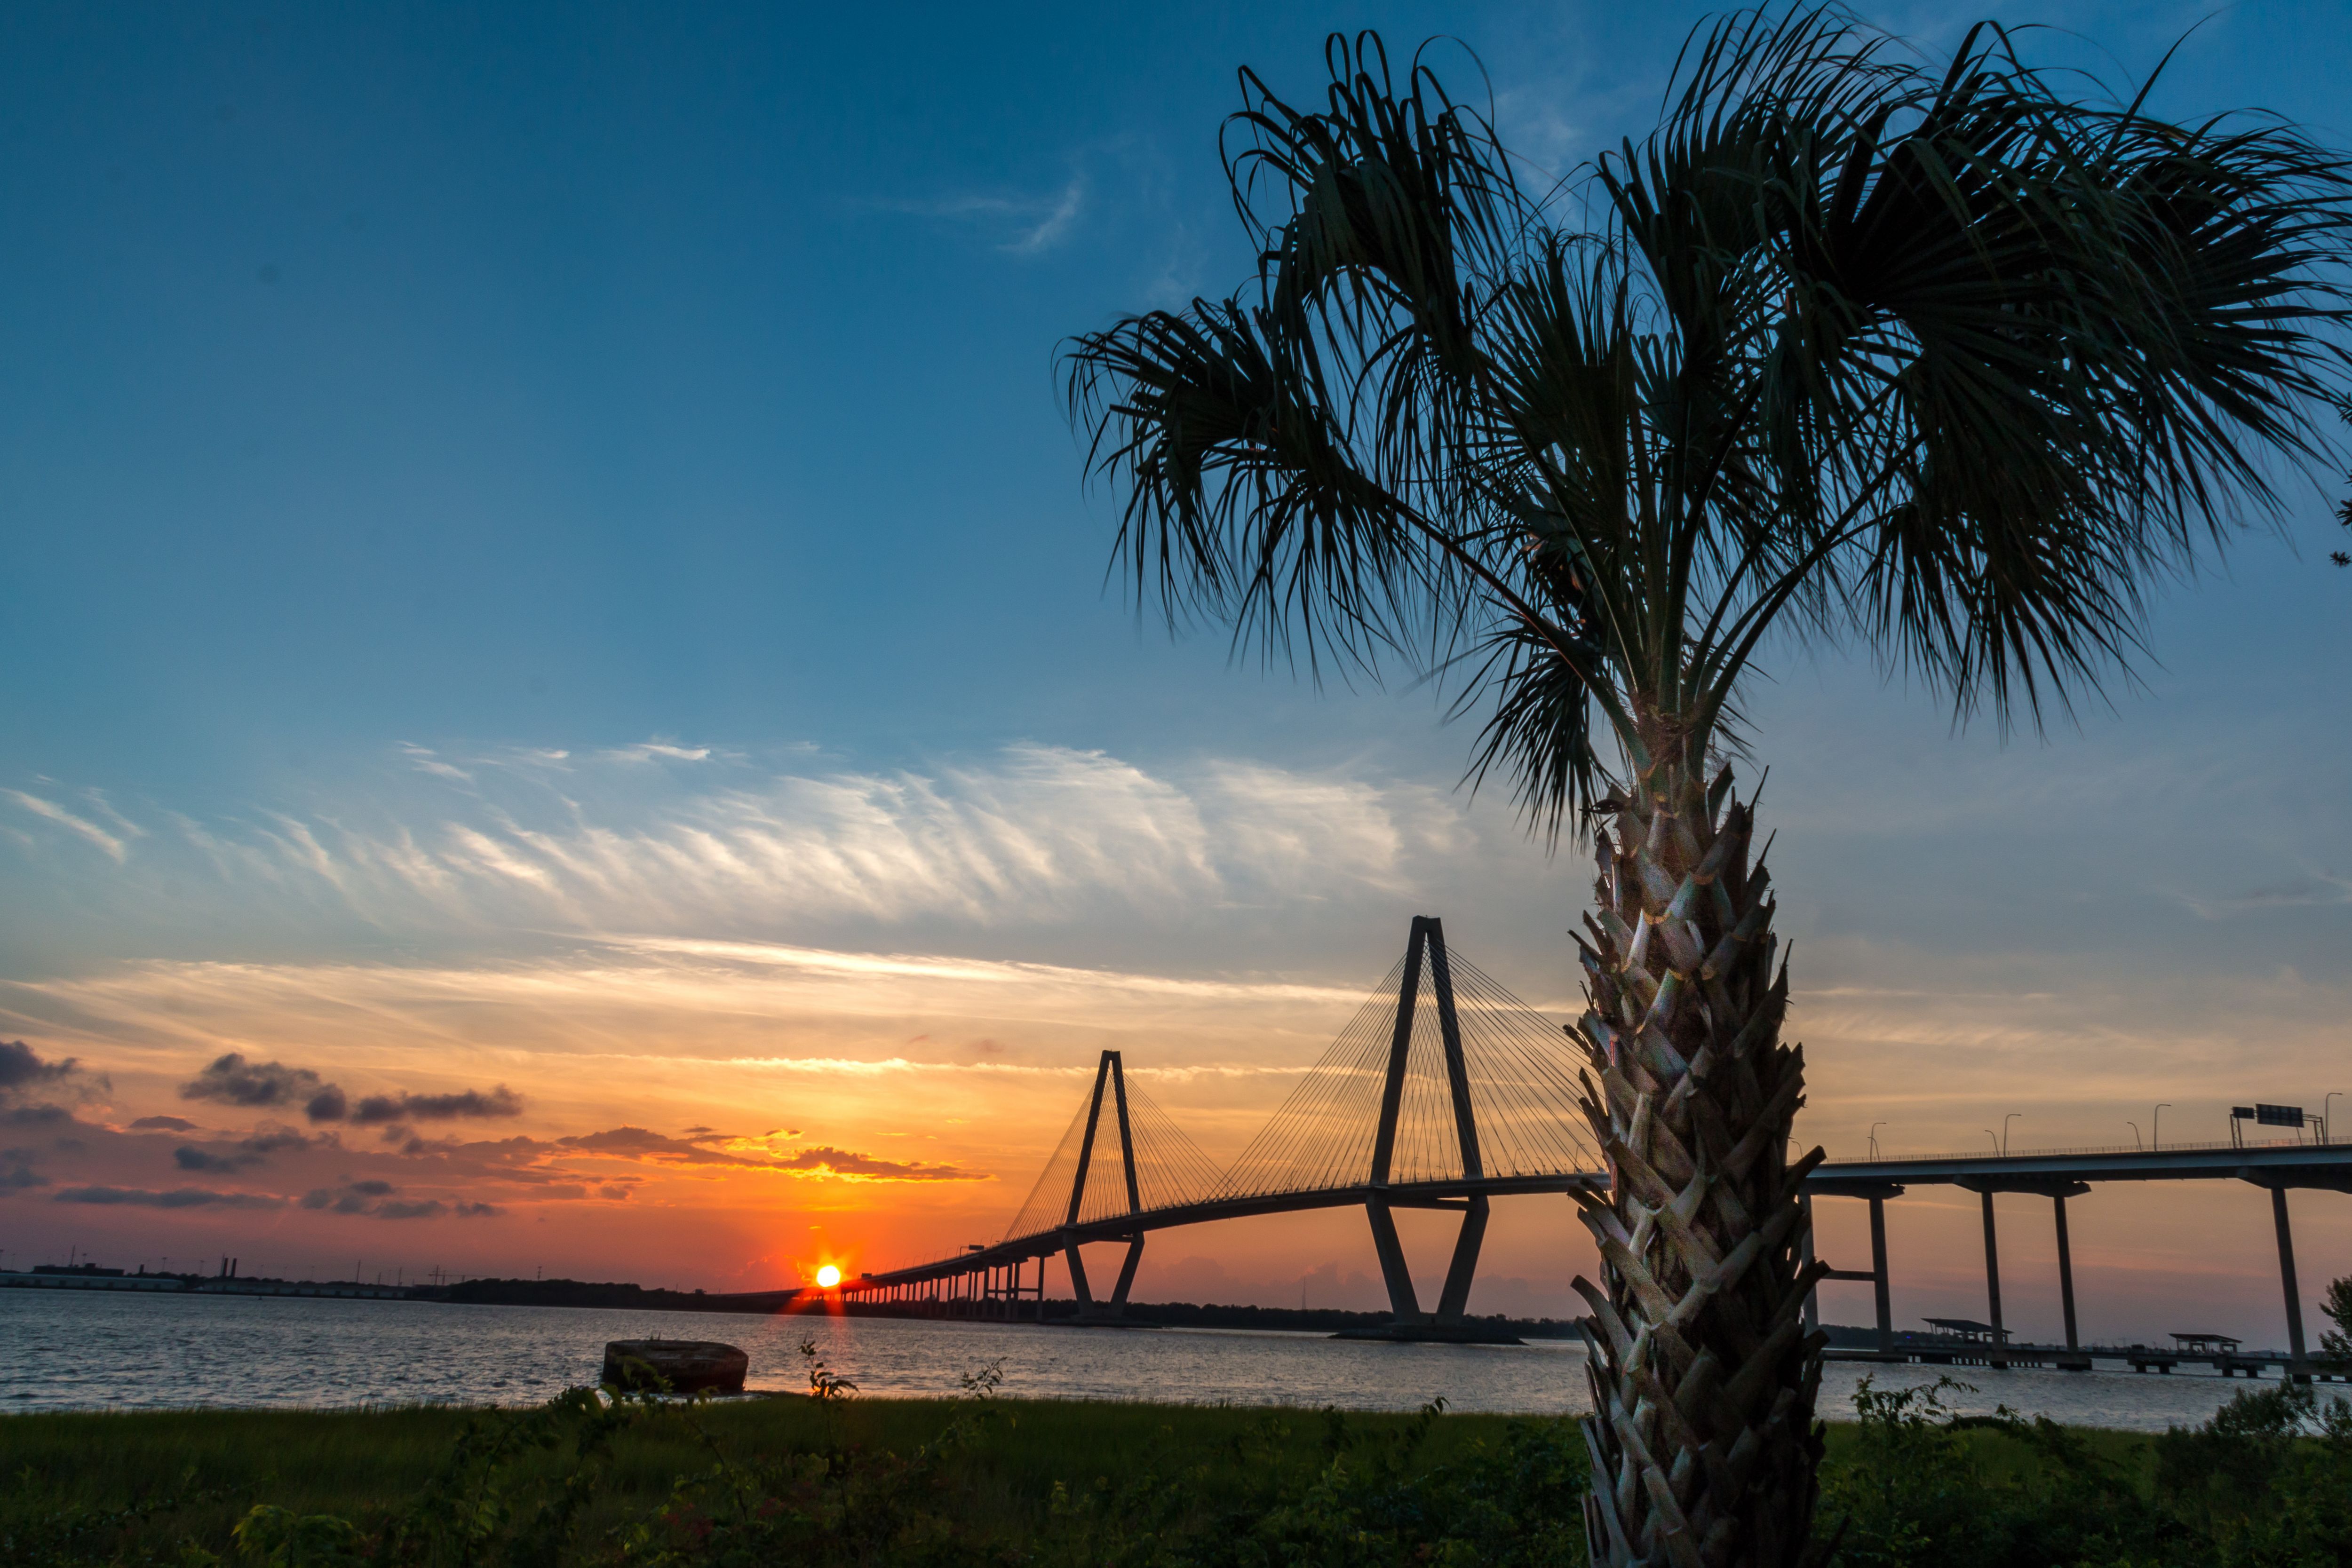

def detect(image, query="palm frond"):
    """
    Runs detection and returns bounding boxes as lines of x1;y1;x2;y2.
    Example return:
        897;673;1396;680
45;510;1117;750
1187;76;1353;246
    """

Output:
1065;8;2352;840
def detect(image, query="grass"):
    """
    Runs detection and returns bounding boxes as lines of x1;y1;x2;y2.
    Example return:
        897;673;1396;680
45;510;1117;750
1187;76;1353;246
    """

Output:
1823;1416;2158;1490
7;1383;2324;1567
0;1395;1556;1562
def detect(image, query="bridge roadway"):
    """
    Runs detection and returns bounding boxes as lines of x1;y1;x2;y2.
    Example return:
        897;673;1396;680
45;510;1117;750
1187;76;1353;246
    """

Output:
847;1172;1602;1292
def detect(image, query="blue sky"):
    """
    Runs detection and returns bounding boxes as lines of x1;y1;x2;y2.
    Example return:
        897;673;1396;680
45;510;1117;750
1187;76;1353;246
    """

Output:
2;1;2349;1337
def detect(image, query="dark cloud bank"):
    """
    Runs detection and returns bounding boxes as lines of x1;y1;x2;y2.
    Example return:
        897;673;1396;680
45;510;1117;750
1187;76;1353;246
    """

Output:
178;1053;522;1130
556;1125;980;1181
0;1039;105;1107
301;1179;499;1220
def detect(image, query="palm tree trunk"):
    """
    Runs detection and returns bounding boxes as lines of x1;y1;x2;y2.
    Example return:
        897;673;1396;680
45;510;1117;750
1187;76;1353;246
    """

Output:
1571;753;1828;1568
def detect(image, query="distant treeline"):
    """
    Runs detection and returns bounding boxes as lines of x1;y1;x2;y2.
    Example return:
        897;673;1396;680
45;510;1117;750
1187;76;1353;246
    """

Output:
427;1276;1583;1336
433;1278;795;1313
1036;1299;1581;1337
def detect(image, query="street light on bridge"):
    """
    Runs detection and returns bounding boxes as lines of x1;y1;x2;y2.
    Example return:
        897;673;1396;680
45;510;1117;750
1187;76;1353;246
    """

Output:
2002;1114;2022;1156
2153;1103;2172;1152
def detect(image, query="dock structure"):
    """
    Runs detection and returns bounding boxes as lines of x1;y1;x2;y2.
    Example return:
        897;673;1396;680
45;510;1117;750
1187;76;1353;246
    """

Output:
1805;1142;2352;1378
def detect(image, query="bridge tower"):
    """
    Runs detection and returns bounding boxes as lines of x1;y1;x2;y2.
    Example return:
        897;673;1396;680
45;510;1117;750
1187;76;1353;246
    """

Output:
1060;1049;1147;1321
1363;915;1493;1333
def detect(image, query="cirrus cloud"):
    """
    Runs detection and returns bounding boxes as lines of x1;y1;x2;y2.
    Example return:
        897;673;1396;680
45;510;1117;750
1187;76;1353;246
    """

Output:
42;743;1463;941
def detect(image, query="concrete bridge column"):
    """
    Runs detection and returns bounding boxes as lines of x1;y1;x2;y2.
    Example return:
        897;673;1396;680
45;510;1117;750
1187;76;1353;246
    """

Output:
1799;1192;1818;1336
1868;1196;1893;1354
1980;1191;2006;1365
1365;1198;1422;1322
2273;1187;2307;1369
1434;1195;1490;1322
2053;1194;2079;1354
1064;1235;1144;1321
1109;1237;1144;1316
1795;1180;1900;1354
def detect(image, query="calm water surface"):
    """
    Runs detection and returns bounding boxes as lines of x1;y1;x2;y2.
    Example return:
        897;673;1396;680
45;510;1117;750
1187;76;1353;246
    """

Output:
0;1290;2294;1432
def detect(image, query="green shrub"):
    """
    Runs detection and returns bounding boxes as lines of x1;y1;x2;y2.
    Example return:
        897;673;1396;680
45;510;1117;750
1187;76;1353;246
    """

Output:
2154;1381;2352;1567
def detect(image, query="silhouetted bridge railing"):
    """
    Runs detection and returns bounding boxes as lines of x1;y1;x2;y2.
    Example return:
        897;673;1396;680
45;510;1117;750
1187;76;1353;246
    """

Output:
841;917;1605;1337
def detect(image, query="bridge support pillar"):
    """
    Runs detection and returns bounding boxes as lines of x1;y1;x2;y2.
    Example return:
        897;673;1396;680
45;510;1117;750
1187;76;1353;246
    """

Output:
1869;1196;1893;1355
1365;1199;1422;1322
2053;1195;2079;1354
1110;1236;1144;1315
1434;1196;1489;1322
1800;1192;1819;1336
1979;1191;2007;1367
2273;1187;2308;1372
1065;1236;1144;1321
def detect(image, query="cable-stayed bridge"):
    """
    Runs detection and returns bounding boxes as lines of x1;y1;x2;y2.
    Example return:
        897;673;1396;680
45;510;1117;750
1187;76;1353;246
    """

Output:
840;916;1604;1337
838;915;2352;1360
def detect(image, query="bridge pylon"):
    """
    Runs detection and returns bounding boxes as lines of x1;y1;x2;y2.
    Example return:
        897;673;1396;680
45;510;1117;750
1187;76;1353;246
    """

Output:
1061;1049;1146;1322
1357;915;1495;1337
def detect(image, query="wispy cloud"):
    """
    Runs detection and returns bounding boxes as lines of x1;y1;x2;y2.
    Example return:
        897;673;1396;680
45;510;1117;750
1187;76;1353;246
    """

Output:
22;743;1464;939
877;177;1086;255
1002;177;1082;253
2172;871;2352;919
601;740;714;764
399;744;472;783
6;790;131;862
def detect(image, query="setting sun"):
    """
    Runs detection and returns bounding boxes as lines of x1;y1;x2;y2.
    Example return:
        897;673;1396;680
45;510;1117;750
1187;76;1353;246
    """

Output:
815;1265;842;1289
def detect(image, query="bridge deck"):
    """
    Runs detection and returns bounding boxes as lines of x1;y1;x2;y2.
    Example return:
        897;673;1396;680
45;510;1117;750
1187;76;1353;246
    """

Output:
848;1172;1601;1291
847;1142;2352;1294
1810;1141;2352;1195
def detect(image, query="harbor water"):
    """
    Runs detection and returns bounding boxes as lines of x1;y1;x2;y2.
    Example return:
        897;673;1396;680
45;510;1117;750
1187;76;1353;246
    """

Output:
0;1288;2306;1432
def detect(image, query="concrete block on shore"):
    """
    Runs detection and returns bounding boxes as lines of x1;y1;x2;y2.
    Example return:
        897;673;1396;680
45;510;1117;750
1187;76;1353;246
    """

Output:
602;1338;748;1394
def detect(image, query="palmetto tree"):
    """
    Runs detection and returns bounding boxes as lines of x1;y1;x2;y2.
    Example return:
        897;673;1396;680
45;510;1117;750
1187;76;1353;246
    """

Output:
1064;9;2350;1566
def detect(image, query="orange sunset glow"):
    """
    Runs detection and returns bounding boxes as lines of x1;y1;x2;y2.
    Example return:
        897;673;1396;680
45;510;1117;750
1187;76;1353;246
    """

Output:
6;858;2348;1345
